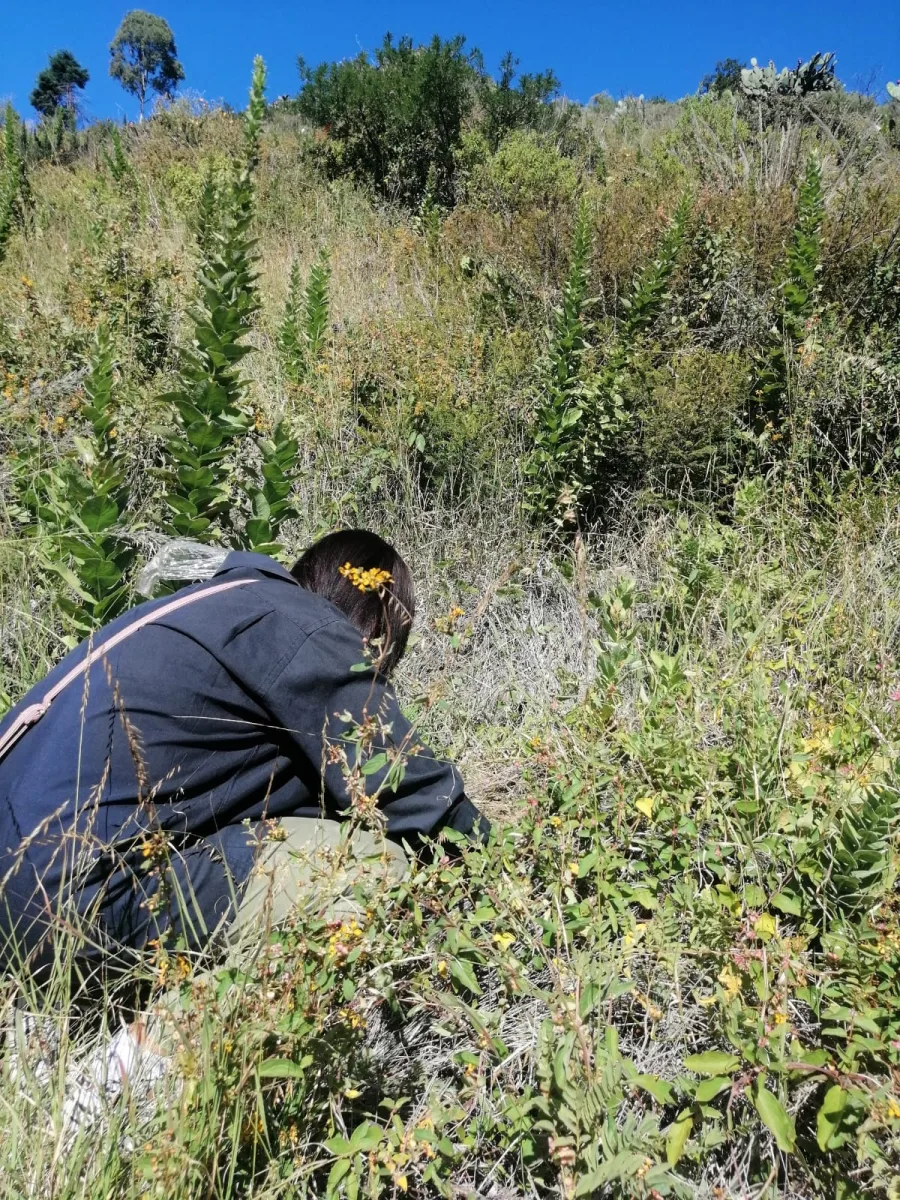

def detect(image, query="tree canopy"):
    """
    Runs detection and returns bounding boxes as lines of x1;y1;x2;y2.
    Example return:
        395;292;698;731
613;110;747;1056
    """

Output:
109;10;184;119
295;34;562;209
30;51;90;121
699;57;747;96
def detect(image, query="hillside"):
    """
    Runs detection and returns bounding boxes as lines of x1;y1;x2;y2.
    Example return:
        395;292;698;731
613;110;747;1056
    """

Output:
1;46;900;1199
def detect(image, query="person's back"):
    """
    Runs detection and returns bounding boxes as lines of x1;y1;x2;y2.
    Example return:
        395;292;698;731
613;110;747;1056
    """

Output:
0;536;486;974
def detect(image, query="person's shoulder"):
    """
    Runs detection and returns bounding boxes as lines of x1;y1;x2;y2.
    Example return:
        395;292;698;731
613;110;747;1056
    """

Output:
214;552;348;643
271;580;350;637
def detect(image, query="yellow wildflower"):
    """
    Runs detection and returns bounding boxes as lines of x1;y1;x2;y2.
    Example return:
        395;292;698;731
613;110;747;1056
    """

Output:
339;562;393;592
718;964;741;1001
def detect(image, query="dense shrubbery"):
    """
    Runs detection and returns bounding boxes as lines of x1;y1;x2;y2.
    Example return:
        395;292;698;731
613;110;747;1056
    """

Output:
293;34;571;210
1;40;900;1199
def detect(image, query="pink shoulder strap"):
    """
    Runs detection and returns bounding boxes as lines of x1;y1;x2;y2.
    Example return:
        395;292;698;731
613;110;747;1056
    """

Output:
0;577;258;766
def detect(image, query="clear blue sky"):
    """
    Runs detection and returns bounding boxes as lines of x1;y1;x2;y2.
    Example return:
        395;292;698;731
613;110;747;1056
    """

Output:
1;0;897;122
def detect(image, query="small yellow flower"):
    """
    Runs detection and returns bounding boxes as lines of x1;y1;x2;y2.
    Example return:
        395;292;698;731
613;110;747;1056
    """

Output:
436;958;448;977
492;931;516;952
549;815;562;827
718;964;741;1001
773;1011;788;1026
339;562;393;593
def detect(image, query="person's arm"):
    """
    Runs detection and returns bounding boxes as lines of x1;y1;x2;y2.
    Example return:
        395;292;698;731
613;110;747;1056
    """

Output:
261;617;489;849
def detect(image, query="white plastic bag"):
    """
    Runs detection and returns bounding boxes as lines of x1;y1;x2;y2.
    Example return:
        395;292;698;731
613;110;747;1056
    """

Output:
136;538;230;597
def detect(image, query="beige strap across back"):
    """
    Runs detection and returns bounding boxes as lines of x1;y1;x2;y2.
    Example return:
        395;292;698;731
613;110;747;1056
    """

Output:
0;577;258;766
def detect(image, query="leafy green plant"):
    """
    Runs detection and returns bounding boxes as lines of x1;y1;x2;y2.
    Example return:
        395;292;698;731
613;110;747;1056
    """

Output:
527;194;693;527
476;52;560;152
297;33;480;209
278;252;331;385
157;57;266;542
240;420;299;553
101;127;133;184
525;196;594;525
825;785;899;919
0;104;28;266
617;193;691;341
13;324;134;634
751;153;824;444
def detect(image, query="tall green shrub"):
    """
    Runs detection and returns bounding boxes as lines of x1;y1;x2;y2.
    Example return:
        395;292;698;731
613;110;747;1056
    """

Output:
297;34;480;208
477;53;560;151
13;325;134;634
279;252;331;384
0;104;28;266
158;57;266;542
525;197;594;525
527;195;692;527
751;154;824;443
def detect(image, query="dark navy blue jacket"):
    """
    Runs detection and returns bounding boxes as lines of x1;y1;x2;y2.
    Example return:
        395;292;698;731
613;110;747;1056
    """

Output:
0;553;485;967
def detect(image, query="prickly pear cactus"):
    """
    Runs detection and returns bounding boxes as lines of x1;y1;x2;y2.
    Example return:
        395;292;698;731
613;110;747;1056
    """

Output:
741;52;836;98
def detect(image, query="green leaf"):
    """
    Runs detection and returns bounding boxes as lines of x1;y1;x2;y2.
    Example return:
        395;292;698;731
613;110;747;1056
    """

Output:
771;891;803;916
78;555;123;590
245;518;272;547
632;1074;675;1106
665;1109;693;1166
44;560;95;603
360;752;388;777
251;490;271;520
449;958;482;996
185;420;227;451
816;1084;854;1151
81;496;119;532
324;1136;352;1155
349;1122;383;1152
258;1057;308;1079
695;1076;733;1103
346;1169;359;1200
327;1158;351;1194
684;1051;741;1076
752;1081;796;1153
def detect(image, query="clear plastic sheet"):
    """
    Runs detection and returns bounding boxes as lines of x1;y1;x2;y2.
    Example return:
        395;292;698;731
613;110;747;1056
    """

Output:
136;539;230;597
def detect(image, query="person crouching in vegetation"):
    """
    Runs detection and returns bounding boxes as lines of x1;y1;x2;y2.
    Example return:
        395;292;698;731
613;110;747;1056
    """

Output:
0;530;488;985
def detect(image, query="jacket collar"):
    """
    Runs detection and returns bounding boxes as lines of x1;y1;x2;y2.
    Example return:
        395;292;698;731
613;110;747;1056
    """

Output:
215;551;297;584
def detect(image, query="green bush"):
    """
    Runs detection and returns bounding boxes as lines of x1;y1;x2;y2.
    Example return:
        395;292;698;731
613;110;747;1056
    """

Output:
296;34;480;209
465;129;580;218
295;34;565;211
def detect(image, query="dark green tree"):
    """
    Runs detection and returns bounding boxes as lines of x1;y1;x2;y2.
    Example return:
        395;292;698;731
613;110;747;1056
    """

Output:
297;33;480;208
30;51;90;124
478;52;560;151
699;57;747;96
109;10;184;120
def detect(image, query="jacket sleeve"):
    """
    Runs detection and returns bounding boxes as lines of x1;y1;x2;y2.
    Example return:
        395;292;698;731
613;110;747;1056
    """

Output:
260;616;489;848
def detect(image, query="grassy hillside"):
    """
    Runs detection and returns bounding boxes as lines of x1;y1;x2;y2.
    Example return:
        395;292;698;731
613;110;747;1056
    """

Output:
1;48;900;1199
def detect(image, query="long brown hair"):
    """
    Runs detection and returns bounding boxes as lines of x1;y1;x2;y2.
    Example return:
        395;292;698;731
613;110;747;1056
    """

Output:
290;530;415;676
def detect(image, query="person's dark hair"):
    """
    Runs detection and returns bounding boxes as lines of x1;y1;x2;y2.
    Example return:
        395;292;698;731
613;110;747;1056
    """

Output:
290;530;415;676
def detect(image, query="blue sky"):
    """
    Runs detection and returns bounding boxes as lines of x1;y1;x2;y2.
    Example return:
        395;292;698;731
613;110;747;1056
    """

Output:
1;0;897;122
